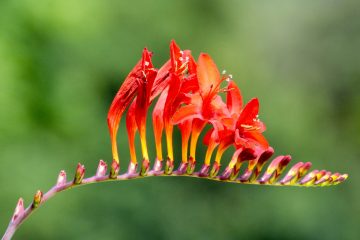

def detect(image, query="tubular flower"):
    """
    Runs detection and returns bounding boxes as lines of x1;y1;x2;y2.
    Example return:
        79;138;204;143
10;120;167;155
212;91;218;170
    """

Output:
107;40;348;186
107;48;155;166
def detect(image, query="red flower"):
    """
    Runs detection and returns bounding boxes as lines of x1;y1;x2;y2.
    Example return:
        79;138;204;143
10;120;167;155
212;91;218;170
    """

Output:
152;40;197;173
106;40;347;187
172;53;230;173
107;48;156;166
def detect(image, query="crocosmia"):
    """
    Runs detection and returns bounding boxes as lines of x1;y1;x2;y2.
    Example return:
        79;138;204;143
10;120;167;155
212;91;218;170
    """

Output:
107;40;348;186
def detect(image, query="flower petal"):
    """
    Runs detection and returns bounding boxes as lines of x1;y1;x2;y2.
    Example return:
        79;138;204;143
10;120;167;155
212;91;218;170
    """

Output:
172;104;202;124
226;81;243;115
197;53;221;98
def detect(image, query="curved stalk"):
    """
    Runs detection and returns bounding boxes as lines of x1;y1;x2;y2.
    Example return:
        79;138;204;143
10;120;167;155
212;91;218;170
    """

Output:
2;157;348;240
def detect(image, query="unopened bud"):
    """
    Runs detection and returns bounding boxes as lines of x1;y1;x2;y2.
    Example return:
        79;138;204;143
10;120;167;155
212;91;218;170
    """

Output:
230;165;241;181
199;164;210;177
96;160;107;177
186;157;196;175
73;163;85;184
210;162;221;178
140;159;150;176
32;190;42;208
153;158;163;172
299;170;319;185
177;162;188;175
110;159;119;179
56;170;67;187
220;167;232;180
12;198;24;222
128;162;137;175
165;157;174;175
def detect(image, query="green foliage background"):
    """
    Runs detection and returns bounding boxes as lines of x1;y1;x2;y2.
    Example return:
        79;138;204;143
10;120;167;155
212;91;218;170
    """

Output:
0;1;359;239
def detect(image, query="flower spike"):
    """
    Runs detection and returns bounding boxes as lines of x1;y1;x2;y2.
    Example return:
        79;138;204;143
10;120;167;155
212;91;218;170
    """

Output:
3;41;349;240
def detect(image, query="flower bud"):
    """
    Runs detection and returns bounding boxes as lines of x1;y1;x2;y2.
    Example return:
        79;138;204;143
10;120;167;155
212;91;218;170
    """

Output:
220;167;232;180
110;159;119;179
32;190;42;209
199;164;210;177
73;163;85;184
12;198;24;222
140;159;150;176
177;162;188;175
299;169;319;185
165;157;174;175
210;162;220;178
186;157;196;175
153;158;162;172
128;162;137;175
96;160;107;177
56;170;67;187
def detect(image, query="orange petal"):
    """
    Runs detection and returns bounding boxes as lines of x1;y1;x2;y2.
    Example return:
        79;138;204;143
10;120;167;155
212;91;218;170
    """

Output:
244;132;269;149
172;104;202;125
226;81;243;115
151;60;171;102
126;101;138;163
197;53;221;98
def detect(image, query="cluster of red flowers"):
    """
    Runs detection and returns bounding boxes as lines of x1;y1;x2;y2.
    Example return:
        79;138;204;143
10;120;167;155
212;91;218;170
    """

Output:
107;40;269;177
107;40;347;185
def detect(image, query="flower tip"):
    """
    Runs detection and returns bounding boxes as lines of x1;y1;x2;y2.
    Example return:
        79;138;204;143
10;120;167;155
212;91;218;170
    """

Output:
283;155;292;165
110;159;120;179
170;39;179;50
142;48;153;68
96;160;108;177
12;198;24;222
239;148;257;161
335;173;349;184
73;163;85;184
299;169;319;185
32;190;43;209
56;170;67;187
258;147;275;164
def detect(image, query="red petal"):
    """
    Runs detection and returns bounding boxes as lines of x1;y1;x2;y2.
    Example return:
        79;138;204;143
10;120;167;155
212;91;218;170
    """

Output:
197;53;221;99
151;60;171;101
107;54;145;138
126;101;138;162
163;75;181;123
238;98;259;125
172;104;202;124
153;89;168;148
243;132;269;149
203;128;214;145
170;40;182;72
226;81;243;115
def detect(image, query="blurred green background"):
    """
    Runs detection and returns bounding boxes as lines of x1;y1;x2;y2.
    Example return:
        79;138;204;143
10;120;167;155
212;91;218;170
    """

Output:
1;0;359;239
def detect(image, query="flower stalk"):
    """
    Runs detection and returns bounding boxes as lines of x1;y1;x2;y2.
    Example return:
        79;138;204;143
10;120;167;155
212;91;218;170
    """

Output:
1;158;348;239
2;40;348;239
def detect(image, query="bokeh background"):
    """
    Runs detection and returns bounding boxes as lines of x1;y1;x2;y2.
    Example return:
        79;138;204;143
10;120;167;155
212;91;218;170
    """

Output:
1;0;359;239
